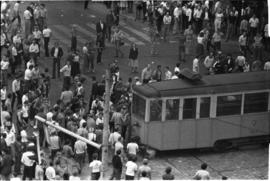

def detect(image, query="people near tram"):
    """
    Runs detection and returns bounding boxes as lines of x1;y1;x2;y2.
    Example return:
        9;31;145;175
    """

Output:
89;153;102;180
141;64;153;84
193;163;210;180
110;149;123;180
162;166;175;180
125;155;138;180
138;158;152;180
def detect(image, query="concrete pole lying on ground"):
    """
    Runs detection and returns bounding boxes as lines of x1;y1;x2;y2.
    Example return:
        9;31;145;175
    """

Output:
35;115;101;149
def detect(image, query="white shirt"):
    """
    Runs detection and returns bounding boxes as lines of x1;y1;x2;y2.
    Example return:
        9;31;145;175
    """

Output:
174;67;180;73
125;161;138;176
193;58;199;73
165;70;172;80
43;28;52;37
96;117;103;125
249;17;259;28
69;176;80;180
4;130;15;146
24;68;33;80
171;75;179;79
74;140;87;154
12;46;18;56
109;132;121;145
14;3;20;12
173;7;180;18
33;30;42;39
193;170;210;180
13;35;22;44
29;44;39;53
1;60;9;70
127;142;139;155
21;151;35;166
45;166;56;180
1;88;6;100
264;24;269;37
89;160;102;173
23;9;32;20
60;65;71;77
20;130;28;143
264;61;270;71
163;15;172;25
12;79;20;93
54;47;59;58
114;141;124;154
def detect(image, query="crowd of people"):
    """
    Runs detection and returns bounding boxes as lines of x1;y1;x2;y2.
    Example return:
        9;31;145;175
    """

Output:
0;0;269;180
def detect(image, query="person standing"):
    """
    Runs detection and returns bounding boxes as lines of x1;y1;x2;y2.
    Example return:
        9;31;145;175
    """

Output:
141;64;152;84
89;153;102;180
112;26;124;58
138;159;151;180
253;32;263;61
125;156;138;180
96;35;104;65
29;40;39;64
163;12;172;42
162;166;174;180
50;41;63;79
11;74;21;110
249;14;259;40
214;8;223;33
43;25;52;57
0;149;13;180
96;19;106;48
129;43;139;73
212;29;223;52
21;144;37;180
110;149;123;180
71;25;77;52
23;7;32;39
60;60;71;90
193;163;210;180
45;162;56;180
74;138;87;173
106;10;114;42
184;25;194;55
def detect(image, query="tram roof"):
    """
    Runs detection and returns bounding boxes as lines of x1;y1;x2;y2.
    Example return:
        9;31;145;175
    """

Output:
133;71;270;98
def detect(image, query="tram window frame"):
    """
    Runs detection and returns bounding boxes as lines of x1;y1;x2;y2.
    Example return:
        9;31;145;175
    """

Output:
183;98;197;119
216;94;242;116
200;97;211;118
244;92;269;114
166;99;180;120
150;99;162;121
132;94;146;120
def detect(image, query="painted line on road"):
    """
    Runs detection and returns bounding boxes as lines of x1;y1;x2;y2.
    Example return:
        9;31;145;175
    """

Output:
71;24;96;41
50;26;71;47
119;22;151;42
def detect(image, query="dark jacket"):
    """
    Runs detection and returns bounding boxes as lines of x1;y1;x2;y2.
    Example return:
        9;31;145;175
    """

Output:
96;22;106;35
50;47;63;58
112;155;122;170
106;14;114;27
0;154;13;176
129;47;138;60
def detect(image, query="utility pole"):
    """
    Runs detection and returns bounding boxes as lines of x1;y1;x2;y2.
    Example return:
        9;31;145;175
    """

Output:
101;69;111;179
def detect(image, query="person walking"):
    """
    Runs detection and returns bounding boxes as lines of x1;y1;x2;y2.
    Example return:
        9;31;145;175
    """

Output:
184;25;194;55
193;163;210;180
50;41;63;79
43;25;52;57
110;149;123;180
125;155;138;180
253;32;263;61
96;35;104;65
112;26;124;58
89;153;102;180
23;7;32;39
128;43;139;73
106;10;114;42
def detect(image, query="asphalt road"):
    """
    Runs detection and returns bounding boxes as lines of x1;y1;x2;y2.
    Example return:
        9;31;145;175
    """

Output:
15;1;269;179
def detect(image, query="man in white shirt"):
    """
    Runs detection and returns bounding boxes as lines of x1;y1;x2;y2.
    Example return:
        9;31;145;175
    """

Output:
163;12;172;41
127;139;139;157
193;163;210;180
193;56;199;73
21;145;36;180
74;138;87;173
45;162;56;180
89;153;102;180
249;14;259;39
23;9;32;39
173;5;181;34
125;156;138;180
29;40;39;64
43;25;52;57
164;66;172;80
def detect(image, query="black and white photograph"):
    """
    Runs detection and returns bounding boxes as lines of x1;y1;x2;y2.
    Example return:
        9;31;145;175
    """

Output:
0;0;269;180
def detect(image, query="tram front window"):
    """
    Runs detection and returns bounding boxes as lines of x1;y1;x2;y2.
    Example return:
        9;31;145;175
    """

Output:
150;100;162;121
132;94;146;120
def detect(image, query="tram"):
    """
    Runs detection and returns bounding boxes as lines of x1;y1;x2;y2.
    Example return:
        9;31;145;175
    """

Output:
131;70;270;151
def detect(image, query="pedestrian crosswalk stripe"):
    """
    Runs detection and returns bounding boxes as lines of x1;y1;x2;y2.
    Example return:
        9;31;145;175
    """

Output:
72;24;96;41
53;24;89;48
120;22;151;42
86;23;144;46
50;27;70;47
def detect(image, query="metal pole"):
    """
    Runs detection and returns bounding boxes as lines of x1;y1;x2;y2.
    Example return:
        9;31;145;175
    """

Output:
101;69;111;179
35;115;101;149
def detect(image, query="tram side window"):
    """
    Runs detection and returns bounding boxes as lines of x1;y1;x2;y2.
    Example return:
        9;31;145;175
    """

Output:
200;97;210;118
166;99;180;120
244;92;269;113
132;94;146;119
183;98;197;119
150;100;162;121
216;95;242;116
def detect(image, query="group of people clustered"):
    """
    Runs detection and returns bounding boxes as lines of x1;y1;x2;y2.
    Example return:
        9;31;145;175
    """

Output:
0;0;269;181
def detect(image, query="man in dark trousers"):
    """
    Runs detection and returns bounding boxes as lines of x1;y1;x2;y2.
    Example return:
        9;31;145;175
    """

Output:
106;10;115;42
84;0;89;10
96;19;106;48
110;149;123;180
50;41;63;79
